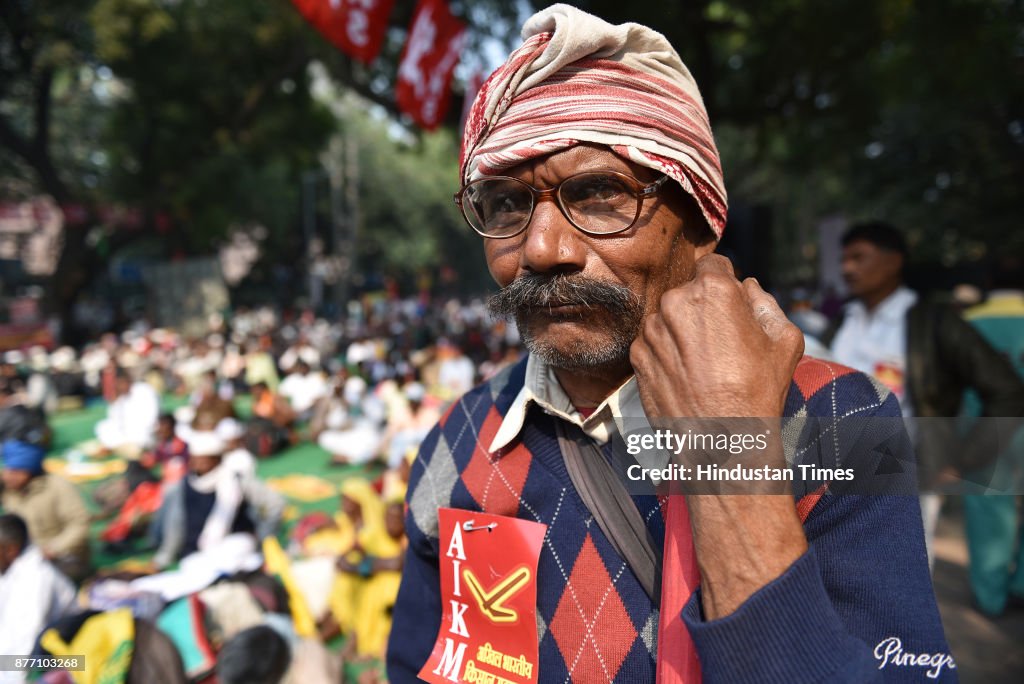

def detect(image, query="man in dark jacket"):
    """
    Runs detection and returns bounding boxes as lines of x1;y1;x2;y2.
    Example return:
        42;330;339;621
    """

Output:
827;221;1024;565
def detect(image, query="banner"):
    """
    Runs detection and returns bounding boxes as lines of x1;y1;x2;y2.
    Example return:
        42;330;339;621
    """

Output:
291;0;394;64
396;0;466;130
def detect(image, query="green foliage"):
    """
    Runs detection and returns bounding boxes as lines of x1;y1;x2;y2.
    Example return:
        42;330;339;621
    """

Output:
3;0;1021;325
89;0;335;248
559;0;1023;272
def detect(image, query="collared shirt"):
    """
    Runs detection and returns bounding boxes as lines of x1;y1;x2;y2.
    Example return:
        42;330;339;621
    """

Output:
831;286;918;417
489;353;644;453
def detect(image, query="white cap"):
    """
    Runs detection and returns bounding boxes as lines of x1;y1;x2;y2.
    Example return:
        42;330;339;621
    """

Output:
215;417;246;442
50;347;77;372
184;430;226;457
174;406;196;426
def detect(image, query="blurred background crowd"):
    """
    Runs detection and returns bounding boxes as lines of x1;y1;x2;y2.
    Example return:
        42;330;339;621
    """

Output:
1;0;1022;682
0;295;522;683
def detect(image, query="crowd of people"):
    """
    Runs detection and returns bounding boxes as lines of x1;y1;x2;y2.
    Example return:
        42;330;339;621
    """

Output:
0;239;1021;682
0;296;522;683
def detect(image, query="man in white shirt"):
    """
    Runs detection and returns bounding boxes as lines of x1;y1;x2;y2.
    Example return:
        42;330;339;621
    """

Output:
828;222;1024;565
0;514;77;683
278;361;328;422
94;371;160;457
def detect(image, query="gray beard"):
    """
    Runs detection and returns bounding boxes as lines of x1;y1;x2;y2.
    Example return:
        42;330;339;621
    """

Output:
487;273;645;371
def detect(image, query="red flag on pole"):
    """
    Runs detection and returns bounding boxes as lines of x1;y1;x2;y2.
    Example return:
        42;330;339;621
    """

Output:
291;0;395;64
396;0;466;130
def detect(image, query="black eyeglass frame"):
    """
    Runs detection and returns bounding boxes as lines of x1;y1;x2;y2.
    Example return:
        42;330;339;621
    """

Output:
453;171;671;239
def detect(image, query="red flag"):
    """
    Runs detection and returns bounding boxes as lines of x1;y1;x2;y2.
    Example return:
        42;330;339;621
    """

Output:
396;0;466;130
291;0;394;64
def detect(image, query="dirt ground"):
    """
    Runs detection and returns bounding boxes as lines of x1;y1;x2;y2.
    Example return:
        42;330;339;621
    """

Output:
932;498;1024;683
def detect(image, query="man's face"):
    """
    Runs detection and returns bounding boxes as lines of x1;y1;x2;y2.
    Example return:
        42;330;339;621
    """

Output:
155;420;174;442
0;542;20;573
341;494;360;518
483;145;714;372
1;468;32;492
385;502;405;538
841;240;903;300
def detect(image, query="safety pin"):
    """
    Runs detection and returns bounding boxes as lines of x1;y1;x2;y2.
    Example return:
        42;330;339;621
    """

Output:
462;520;497;533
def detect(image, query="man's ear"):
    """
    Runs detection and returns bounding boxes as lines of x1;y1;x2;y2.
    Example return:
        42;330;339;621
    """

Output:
889;250;906;280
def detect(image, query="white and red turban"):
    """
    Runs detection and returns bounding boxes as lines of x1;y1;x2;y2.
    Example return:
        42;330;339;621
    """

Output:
460;4;728;238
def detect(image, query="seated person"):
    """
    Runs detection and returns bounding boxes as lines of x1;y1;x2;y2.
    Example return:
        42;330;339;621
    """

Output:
278;361;327;423
247;382;295;457
94;413;186;520
1;440;90;581
310;380;382;467
215;418;257;480
337;496;406;660
0;380;52;448
154;431;283;569
144;413;189;477
381;383;439;469
0;514;77;679
217;625;292;684
191;370;236;427
94;370;160;457
318;479;381;642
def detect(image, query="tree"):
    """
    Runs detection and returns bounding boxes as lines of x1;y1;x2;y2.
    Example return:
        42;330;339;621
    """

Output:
2;0;1019;342
562;1;1023;272
1;0;336;341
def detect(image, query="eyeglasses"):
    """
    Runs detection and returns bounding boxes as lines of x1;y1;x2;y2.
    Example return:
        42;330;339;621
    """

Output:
454;171;670;239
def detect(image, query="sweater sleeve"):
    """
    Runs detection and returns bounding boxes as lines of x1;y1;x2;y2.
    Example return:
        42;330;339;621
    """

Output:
681;396;956;682
386;426;445;683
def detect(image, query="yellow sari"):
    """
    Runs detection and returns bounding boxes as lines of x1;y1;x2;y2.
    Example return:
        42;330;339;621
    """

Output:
327;478;385;637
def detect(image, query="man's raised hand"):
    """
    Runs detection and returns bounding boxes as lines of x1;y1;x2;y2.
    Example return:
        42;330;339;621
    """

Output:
630;254;804;420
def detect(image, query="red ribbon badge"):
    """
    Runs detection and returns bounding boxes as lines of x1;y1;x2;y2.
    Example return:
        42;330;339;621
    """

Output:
419;509;547;684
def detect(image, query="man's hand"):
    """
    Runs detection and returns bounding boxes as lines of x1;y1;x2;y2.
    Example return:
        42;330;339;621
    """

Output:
630;254;804;420
630;254;808;619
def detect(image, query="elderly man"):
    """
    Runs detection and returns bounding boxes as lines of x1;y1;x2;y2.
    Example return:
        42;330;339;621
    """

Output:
1;440;91;581
154;430;284;569
389;6;951;683
93;369;161;457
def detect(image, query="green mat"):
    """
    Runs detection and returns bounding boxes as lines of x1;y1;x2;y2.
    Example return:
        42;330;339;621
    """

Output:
32;396;388;679
46;396;380;568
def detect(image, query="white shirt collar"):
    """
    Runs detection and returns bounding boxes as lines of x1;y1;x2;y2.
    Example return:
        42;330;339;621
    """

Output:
488;354;643;453
846;286;917;322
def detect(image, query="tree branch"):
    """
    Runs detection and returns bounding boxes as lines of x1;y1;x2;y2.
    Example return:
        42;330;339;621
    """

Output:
231;44;310;134
33;67;53;153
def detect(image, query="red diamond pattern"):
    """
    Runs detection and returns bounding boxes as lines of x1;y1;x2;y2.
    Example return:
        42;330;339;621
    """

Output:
549;534;637;682
793;357;857;401
460;406;532;516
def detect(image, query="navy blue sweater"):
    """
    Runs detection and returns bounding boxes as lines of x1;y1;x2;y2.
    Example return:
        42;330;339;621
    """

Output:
388;357;955;682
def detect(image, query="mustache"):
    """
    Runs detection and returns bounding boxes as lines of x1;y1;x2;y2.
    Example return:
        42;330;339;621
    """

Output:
487;273;642;319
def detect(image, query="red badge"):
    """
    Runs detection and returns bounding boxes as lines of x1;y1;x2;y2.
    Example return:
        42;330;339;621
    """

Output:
419;509;546;684
873;361;906;399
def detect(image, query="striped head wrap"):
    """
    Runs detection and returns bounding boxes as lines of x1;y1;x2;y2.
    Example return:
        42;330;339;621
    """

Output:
460;4;728;238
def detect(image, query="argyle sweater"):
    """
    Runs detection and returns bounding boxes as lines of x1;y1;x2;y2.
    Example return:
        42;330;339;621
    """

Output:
388;357;954;683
